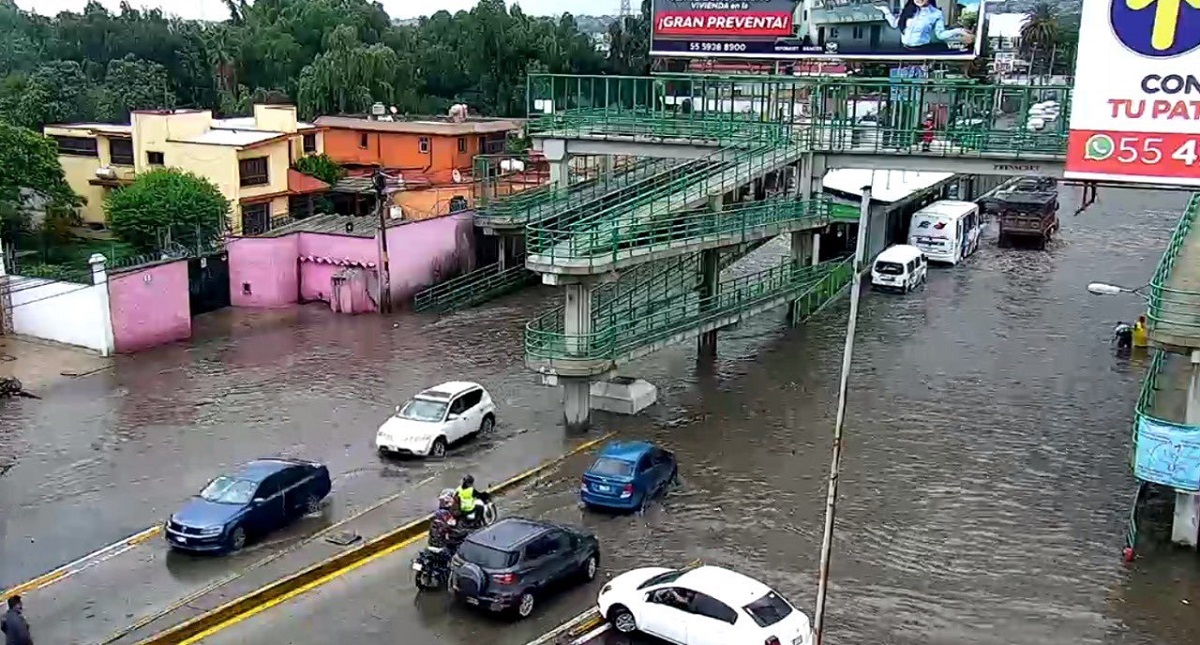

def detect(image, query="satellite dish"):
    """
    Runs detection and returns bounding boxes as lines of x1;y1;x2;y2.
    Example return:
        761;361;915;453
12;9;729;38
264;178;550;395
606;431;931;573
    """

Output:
452;169;464;183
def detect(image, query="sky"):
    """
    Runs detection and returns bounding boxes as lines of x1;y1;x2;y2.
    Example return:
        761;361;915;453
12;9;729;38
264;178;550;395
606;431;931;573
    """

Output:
14;0;623;21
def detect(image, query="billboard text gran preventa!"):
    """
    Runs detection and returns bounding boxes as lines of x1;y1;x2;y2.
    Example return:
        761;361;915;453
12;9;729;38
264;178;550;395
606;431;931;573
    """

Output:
650;0;986;60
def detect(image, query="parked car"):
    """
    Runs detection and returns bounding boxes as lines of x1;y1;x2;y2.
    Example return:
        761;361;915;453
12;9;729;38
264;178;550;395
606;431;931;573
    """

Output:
449;517;600;619
580;441;677;511
598;565;813;645
376;381;496;458
165;458;331;553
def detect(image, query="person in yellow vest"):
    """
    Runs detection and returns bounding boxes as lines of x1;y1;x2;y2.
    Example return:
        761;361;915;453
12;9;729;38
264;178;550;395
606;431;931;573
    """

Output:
456;475;478;525
1133;315;1148;348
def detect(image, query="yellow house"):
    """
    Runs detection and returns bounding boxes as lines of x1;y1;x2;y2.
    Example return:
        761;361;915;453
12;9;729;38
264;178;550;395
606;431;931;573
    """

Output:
46;104;326;233
42;122;137;225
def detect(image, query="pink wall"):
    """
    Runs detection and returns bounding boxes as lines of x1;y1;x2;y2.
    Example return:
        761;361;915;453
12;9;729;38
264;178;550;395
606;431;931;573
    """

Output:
108;259;191;353
296;232;376;303
227;236;299;307
384;212;476;304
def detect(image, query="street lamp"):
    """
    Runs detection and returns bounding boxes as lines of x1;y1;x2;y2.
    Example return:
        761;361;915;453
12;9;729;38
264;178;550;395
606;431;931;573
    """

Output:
1087;282;1145;297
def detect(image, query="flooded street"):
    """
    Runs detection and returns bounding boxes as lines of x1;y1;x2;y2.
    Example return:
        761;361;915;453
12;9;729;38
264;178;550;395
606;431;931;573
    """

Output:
3;186;1200;644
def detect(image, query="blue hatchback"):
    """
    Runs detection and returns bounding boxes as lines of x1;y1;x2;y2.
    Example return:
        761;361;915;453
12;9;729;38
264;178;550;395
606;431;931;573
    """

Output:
580;441;677;511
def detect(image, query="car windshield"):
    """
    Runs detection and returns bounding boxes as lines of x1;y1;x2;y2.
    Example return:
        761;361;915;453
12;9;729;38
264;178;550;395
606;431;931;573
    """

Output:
874;261;904;275
397;398;448;422
637;569;685;589
589;457;634;478
743;591;794;628
199;476;258;505
459;541;518;569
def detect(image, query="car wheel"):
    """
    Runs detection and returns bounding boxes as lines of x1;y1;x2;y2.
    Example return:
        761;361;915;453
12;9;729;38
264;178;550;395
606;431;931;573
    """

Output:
478;415;495;435
581;553;598;581
609;605;637;633
227;525;247;552
430;437;447;458
303;493;321;515
515;591;536;619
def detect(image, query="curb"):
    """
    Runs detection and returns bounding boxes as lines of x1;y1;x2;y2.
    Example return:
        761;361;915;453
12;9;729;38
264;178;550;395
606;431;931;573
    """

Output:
525;609;602;645
135;433;614;644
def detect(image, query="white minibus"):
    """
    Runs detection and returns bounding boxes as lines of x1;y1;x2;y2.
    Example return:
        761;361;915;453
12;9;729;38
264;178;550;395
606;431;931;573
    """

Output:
907;200;981;265
871;244;927;293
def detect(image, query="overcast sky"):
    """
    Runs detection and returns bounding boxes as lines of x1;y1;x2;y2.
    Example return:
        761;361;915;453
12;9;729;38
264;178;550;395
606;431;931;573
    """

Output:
14;0;624;21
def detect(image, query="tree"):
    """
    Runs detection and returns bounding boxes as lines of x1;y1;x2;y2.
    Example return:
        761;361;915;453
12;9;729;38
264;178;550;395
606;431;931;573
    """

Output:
0;121;76;242
295;25;412;118
1020;3;1059;53
104;168;229;252
293;153;344;187
97;54;174;122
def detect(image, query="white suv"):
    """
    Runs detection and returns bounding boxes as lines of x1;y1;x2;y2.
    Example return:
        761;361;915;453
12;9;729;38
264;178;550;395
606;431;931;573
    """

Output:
375;382;496;458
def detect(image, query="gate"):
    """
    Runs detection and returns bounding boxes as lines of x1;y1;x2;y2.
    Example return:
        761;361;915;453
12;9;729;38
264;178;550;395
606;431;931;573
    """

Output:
188;253;231;316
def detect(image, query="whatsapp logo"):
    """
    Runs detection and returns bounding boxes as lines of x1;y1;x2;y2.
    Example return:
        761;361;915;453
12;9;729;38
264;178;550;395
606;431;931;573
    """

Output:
1084;134;1115;160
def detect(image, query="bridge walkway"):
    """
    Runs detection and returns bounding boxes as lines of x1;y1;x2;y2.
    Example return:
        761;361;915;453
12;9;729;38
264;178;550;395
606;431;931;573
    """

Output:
1147;194;1200;350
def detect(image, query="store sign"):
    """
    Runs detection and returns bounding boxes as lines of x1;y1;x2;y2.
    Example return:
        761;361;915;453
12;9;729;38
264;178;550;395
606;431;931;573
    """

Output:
1064;0;1200;186
649;0;986;60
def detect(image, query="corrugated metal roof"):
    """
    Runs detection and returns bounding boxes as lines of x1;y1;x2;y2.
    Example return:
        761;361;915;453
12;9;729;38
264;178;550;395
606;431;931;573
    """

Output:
267;213;380;238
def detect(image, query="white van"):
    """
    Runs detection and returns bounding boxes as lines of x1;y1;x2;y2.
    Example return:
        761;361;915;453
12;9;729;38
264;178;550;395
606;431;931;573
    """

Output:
907;200;982;265
871;244;927;293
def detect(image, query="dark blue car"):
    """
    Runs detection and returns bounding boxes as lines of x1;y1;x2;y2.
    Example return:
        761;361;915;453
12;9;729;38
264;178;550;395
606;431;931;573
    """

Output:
166;458;332;553
580;441;677;511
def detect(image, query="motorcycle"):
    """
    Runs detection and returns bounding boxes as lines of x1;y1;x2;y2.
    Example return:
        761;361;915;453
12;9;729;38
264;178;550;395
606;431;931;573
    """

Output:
413;544;455;590
412;492;498;591
1113;321;1133;354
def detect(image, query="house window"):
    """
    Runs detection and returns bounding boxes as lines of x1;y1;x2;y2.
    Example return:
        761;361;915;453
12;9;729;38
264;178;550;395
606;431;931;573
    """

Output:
238;156;269;187
52;136;98;157
359;133;369;149
457;137;467;153
829;27;839;39
240;202;270;236
109;139;134;165
146;151;165;165
852;26;864;39
419;137;430;154
303;133;317;154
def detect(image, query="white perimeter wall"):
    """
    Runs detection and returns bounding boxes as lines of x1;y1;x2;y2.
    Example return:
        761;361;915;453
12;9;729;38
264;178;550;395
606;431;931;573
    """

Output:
10;276;107;352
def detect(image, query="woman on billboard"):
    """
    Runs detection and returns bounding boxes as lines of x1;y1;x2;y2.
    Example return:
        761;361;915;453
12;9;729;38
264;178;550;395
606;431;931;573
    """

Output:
875;0;976;54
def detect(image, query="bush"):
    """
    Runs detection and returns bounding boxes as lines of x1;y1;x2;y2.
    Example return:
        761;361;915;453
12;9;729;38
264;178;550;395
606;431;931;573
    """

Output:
293;153;345;187
104;168;230;252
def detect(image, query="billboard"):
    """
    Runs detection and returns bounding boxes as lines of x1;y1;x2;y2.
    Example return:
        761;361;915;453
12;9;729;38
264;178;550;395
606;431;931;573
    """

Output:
650;0;986;60
1064;0;1200;186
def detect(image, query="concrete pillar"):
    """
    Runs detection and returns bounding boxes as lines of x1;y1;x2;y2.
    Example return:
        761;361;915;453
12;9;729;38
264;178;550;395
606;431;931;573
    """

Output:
562;280;594;430
698;249;719;359
497;235;510;270
89;253;115;357
543;138;569;196
791;231;814;265
600;155;614;182
812;232;822;265
1173;350;1200;547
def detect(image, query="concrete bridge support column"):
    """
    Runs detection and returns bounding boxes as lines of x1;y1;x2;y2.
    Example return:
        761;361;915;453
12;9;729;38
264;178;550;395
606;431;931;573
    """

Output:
543;139;569;197
562;279;595;431
498;235;512;270
698;194;722;360
1173;350;1200;547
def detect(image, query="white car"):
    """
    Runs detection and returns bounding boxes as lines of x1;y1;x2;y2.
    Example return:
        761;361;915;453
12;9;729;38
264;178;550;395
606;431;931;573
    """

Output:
598;565;813;645
375;381;496;457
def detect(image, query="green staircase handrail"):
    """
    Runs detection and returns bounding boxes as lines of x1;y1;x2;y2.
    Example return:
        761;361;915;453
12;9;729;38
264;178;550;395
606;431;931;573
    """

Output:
1146;193;1200;336
413;261;537;313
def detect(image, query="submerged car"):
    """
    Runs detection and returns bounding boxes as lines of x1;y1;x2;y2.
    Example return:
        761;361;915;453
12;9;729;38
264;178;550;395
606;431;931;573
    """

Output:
166;458;331;553
580;441;677;511
449;517;600;619
598;565;813;645
376;382;496;458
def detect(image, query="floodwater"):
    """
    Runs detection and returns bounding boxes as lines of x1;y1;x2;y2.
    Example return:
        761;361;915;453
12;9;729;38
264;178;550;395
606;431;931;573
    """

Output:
2;185;1198;645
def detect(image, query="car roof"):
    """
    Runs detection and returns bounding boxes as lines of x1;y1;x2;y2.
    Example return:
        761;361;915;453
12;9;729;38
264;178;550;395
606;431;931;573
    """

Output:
232;458;305;482
876;244;922;263
466;517;551;551
916;200;976;216
676;566;772;606
597;440;655;463
416;381;482;399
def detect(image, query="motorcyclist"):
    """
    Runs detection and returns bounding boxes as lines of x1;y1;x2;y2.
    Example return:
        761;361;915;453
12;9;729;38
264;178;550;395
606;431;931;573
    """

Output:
1114;321;1133;351
428;489;467;551
456;475;479;527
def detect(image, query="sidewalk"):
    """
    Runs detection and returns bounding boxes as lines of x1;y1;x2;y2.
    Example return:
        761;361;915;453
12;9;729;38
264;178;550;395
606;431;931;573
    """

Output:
0;336;110;393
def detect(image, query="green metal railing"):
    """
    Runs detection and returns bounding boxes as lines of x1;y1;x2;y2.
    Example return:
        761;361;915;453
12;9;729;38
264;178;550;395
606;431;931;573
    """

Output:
1146;193;1200;339
526;257;850;364
526;196;828;267
527;73;1072;157
527;143;802;256
412;261;538;313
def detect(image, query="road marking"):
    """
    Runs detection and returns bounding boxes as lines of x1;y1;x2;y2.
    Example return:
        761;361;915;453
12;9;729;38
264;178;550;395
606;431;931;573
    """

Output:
571;624;611;645
156;434;614;644
2;526;161;599
100;474;441;644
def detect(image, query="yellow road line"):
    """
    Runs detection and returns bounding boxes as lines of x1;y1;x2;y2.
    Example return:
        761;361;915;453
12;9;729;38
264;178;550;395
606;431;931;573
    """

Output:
2;526;161;599
156;433;614;644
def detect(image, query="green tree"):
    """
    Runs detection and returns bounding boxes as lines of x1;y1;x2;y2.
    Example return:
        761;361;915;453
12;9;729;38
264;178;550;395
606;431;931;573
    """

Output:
295;25;412;118
293;153;344;186
104;168;229;252
97;54;174;121
0;121;76;242
1020;3;1059;53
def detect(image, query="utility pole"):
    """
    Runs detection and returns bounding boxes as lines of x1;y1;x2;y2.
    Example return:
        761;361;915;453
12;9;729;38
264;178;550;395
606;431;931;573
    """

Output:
374;169;392;314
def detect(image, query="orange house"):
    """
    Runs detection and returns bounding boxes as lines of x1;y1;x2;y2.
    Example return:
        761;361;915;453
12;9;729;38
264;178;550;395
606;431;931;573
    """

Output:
315;115;520;220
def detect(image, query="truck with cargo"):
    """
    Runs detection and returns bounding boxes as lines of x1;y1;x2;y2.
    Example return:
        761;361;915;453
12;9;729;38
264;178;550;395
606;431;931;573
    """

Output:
984;190;1059;250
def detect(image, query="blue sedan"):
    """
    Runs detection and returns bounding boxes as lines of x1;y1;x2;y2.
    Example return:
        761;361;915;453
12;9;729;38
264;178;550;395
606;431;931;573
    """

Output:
580;441;677;511
166;458;332;553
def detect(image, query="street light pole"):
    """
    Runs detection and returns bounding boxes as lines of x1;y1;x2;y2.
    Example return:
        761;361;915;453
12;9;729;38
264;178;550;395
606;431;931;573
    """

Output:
813;182;872;644
374;169;392;314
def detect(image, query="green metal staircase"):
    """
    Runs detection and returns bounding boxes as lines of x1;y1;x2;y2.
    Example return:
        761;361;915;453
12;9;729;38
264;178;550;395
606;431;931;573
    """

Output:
526;256;854;376
413;261;539;313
